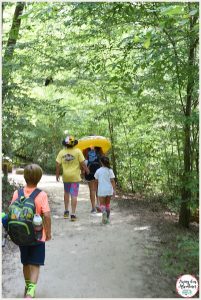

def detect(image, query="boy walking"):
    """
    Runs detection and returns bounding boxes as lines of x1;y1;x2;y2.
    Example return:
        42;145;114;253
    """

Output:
10;164;51;298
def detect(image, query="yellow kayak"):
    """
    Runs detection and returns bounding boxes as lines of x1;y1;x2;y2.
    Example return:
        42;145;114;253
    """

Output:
75;135;111;154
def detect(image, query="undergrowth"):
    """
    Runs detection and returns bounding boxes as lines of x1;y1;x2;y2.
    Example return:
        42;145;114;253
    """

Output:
161;232;199;278
2;175;22;212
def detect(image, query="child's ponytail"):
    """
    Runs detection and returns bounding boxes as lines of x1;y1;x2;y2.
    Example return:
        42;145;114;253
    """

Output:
100;156;111;169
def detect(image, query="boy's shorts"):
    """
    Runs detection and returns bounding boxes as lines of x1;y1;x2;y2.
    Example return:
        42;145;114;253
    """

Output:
19;242;45;266
64;182;79;197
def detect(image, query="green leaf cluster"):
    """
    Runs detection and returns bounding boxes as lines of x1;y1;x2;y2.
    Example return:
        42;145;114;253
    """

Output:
2;2;199;213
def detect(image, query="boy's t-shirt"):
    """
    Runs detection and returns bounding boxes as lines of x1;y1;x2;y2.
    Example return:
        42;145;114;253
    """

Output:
11;186;50;242
94;167;115;196
56;148;85;182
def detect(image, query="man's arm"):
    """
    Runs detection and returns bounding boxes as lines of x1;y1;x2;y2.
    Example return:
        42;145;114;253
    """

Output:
43;211;51;241
56;162;61;181
80;161;90;174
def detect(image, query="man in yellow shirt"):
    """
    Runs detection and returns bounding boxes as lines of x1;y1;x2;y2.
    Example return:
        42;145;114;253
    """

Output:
56;135;89;221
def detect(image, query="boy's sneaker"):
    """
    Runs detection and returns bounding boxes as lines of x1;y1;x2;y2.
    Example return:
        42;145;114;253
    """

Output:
102;211;108;224
64;210;69;219
24;287;28;297
71;215;77;222
25;283;35;298
91;208;96;214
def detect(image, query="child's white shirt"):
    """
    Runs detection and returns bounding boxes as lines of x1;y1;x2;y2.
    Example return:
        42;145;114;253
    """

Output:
94;167;115;196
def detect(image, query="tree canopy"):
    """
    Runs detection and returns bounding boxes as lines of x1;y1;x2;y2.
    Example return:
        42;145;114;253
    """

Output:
2;2;199;227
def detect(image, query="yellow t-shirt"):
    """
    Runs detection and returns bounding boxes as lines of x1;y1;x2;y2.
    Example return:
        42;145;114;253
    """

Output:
56;148;85;182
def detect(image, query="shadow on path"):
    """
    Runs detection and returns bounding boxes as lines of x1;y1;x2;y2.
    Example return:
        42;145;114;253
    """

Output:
2;172;175;298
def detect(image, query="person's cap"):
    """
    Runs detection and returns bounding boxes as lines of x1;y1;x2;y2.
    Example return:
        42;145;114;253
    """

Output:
65;135;75;145
62;135;78;146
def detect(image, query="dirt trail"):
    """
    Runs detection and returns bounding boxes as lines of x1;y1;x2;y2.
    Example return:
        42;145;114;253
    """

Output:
2;173;174;298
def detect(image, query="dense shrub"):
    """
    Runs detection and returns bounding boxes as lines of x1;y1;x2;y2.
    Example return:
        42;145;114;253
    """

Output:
2;176;22;212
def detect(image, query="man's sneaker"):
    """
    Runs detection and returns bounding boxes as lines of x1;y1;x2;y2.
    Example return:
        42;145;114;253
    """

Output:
91;208;96;214
71;215;77;222
102;211;108;224
64;210;69;219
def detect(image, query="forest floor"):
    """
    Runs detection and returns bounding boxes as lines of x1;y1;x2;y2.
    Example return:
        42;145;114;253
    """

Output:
2;172;198;298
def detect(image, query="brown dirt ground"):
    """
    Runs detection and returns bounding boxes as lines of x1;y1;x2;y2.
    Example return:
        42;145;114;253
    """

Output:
2;172;199;298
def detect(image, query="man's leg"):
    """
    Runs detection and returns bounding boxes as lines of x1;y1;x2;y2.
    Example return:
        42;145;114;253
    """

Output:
64;191;70;211
63;183;70;218
70;183;79;220
71;196;77;215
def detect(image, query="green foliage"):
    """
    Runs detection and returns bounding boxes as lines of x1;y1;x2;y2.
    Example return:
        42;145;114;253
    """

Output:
161;233;199;276
2;2;199;216
2;176;22;212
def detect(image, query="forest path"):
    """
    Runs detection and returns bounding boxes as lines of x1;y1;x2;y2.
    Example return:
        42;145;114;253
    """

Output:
3;173;174;298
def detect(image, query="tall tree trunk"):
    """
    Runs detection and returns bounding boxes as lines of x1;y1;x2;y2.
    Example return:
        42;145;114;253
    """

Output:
2;2;25;103
122;124;135;192
107;114;118;182
102;91;118;182
154;5;198;227
179;123;191;227
179;13;198;227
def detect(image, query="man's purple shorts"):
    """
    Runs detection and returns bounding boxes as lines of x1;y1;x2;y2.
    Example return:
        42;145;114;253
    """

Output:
64;182;79;197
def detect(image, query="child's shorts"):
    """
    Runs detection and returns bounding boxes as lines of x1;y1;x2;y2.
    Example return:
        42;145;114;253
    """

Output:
19;242;45;266
84;173;95;181
64;182;79;197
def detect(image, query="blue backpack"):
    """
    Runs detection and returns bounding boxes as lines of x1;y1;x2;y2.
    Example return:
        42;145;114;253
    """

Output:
88;150;98;163
8;188;41;246
87;150;101;175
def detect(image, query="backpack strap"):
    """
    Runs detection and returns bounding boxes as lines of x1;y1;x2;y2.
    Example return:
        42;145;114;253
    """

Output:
17;188;41;200
18;188;25;199
29;188;42;200
20;188;41;214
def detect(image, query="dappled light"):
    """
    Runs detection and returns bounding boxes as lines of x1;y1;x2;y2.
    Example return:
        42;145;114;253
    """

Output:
133;226;151;231
2;2;199;298
2;2;198;230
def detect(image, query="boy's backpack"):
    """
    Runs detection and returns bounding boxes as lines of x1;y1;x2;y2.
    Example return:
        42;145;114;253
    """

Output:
8;188;41;246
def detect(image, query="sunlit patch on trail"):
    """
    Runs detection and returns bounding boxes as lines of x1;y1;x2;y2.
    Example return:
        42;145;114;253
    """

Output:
78;196;89;202
74;227;84;231
57;233;65;237
133;226;150;231
52;215;63;219
90;212;102;217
